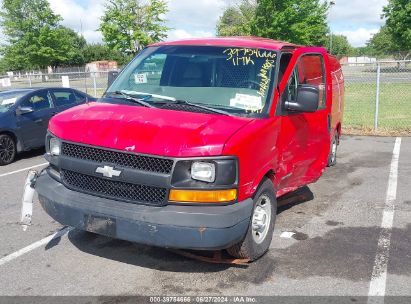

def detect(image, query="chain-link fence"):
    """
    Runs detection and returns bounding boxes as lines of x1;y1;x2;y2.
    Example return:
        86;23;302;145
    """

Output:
1;61;410;135
343;60;411;135
0;71;111;98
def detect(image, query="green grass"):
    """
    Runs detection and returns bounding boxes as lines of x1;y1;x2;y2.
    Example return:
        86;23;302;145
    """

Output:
344;83;411;133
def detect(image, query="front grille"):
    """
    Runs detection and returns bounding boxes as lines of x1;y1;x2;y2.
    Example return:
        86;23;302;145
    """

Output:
62;170;167;206
61;142;174;174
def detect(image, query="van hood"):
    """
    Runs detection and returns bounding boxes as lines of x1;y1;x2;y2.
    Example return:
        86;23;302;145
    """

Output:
49;102;253;157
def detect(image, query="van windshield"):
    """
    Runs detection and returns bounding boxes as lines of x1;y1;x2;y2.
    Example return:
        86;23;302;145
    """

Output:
106;46;278;117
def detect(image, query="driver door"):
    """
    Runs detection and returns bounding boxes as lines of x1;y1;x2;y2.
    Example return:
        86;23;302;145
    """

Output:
276;48;331;190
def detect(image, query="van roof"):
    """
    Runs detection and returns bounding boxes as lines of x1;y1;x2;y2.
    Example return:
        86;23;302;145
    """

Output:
151;36;301;51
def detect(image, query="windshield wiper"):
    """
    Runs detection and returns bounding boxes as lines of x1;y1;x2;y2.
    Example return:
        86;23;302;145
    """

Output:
153;99;233;116
121;91;176;102
110;91;154;108
109;90;232;116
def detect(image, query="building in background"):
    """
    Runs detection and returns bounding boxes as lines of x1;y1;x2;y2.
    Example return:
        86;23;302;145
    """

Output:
86;61;118;77
340;56;377;66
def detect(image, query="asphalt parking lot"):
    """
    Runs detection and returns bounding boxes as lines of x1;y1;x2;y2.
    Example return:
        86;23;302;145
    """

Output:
0;136;410;300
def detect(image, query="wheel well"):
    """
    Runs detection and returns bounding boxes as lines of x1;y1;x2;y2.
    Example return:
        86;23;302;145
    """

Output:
265;169;275;181
252;169;275;198
336;123;341;136
0;131;19;150
336;123;341;143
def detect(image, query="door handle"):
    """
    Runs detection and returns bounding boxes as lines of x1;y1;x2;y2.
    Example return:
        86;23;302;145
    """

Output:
35;119;43;123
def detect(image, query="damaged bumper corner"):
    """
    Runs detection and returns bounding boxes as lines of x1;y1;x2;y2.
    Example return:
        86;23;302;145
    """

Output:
35;172;253;250
20;170;39;231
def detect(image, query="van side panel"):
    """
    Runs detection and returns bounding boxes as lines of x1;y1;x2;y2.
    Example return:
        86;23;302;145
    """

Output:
329;56;345;136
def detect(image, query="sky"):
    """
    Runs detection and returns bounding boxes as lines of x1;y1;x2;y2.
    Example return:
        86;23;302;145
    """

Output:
47;0;388;48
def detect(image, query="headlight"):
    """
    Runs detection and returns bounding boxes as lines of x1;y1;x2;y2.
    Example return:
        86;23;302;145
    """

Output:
191;162;216;183
49;138;61;156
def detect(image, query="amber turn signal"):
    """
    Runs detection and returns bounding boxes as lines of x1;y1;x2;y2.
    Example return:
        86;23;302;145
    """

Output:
169;189;237;203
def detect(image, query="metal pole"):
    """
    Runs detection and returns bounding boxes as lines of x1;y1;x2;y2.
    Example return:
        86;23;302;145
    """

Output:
93;73;97;97
84;72;87;94
329;1;335;55
374;63;381;131
28;74;32;88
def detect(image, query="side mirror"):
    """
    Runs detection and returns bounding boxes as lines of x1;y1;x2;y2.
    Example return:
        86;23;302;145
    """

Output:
285;85;320;113
16;106;34;115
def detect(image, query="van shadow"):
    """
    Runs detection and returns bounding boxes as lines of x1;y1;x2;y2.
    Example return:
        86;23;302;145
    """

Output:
68;223;411;292
67;187;313;275
277;186;315;214
68;229;232;273
68;228;278;292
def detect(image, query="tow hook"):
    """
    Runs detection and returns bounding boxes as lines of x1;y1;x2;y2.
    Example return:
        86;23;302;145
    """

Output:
20;170;39;231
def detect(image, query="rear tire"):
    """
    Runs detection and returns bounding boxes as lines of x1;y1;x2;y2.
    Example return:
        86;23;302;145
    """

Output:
227;178;277;261
0;134;16;166
327;132;338;167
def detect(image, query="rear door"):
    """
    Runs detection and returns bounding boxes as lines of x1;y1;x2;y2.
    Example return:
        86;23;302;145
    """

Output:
276;48;331;190
16;89;55;148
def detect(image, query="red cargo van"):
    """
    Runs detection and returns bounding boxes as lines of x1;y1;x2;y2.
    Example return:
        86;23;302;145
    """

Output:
31;37;344;261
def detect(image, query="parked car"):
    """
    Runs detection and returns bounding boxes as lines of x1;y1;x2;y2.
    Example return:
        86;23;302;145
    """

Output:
29;37;344;261
0;87;94;165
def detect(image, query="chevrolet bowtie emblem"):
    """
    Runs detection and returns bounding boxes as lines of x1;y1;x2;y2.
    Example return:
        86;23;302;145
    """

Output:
95;166;122;178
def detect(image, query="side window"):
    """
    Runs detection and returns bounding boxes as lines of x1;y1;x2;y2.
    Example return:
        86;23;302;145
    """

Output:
282;54;326;111
299;54;326;109
51;90;77;107
22;91;52;111
285;67;299;103
74;91;88;102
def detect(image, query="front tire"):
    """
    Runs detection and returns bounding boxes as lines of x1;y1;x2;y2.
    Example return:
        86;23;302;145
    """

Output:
227;178;277;261
0;134;16;166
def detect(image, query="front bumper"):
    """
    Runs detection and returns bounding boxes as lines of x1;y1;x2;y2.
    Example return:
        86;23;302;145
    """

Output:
36;172;253;250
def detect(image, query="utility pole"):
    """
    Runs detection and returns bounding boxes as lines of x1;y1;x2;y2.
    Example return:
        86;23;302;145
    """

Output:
329;1;336;55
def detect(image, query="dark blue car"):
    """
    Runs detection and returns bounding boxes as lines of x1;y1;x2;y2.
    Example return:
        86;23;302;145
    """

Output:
0;87;94;165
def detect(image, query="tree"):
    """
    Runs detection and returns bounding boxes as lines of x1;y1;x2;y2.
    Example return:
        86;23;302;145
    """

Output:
49;26;87;67
0;0;87;70
0;58;8;74
251;0;329;46
217;0;256;36
100;0;169;56
383;0;411;59
329;34;353;58
350;46;374;57
366;26;395;57
81;43;131;65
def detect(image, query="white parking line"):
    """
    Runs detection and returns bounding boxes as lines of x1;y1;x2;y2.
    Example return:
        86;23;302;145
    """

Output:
0;163;48;178
0;227;73;267
368;137;402;301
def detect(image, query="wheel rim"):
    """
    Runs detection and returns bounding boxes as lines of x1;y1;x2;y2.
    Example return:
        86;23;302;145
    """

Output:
0;136;15;163
252;194;272;244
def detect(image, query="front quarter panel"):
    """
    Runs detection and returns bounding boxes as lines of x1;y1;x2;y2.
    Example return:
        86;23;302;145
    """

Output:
0;112;24;152
223;117;281;201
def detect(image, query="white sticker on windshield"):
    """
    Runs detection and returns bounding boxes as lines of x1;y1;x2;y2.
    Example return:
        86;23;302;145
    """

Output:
134;73;148;84
230;94;262;111
2;97;17;105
